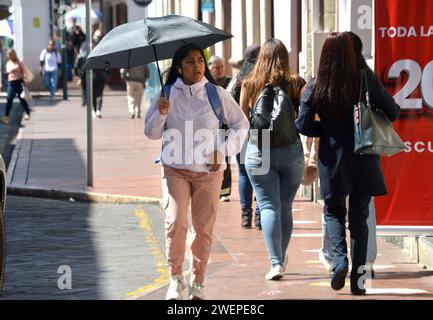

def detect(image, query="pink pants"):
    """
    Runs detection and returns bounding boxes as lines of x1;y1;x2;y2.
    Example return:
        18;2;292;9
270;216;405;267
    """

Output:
162;165;223;284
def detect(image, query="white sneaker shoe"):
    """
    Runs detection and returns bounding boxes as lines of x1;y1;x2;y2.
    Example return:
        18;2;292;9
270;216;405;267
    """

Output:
96;110;102;118
189;282;205;300
92;111;96;119
265;265;284;280
318;250;332;272
165;275;186;300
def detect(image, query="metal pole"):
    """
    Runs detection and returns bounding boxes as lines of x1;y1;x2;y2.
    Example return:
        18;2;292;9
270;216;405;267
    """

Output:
86;0;93;187
49;0;54;39
61;0;68;100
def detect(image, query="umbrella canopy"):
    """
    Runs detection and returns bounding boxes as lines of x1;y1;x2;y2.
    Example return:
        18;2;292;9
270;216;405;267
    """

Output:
65;6;101;20
82;15;232;72
0;18;12;37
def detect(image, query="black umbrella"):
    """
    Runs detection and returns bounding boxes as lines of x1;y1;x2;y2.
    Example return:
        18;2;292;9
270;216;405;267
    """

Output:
82;15;232;92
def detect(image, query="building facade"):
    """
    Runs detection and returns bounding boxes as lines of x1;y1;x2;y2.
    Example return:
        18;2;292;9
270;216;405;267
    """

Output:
8;0;373;92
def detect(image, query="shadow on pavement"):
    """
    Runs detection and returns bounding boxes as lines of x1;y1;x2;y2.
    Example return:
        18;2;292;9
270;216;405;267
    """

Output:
2;196;101;299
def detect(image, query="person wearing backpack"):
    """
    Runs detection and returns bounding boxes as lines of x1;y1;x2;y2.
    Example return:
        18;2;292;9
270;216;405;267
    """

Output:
40;39;62;101
240;39;306;281
145;43;249;300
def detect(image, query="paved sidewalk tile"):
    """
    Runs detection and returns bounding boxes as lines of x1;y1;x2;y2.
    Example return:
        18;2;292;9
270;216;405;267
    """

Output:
7;88;433;300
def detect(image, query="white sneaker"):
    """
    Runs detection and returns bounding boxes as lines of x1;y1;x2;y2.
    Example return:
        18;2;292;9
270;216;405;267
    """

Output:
96;110;102;118
92;111;96;119
189;282;205;300
165;275;186;300
318;250;332;272
265;265;284;280
219;196;230;202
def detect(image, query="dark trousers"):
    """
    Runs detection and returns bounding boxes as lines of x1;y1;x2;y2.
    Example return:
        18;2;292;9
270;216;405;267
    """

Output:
5;80;30;116
324;194;370;289
220;158;231;197
80;75;105;112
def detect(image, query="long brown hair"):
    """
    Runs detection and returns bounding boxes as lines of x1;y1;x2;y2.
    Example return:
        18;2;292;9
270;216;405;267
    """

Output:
241;39;300;108
309;32;359;118
7;49;18;63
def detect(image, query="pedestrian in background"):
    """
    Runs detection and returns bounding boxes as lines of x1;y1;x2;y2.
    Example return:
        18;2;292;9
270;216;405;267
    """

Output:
71;25;86;58
75;35;106;118
65;33;75;82
0;49;31;125
74;42;88;107
226;44;262;229
40;39;62;101
208;55;232;202
319;32;379;278
296;32;400;295
240;39;305;280
145;43;249;300
208;55;231;89
121;64;150;119
91;31;106;118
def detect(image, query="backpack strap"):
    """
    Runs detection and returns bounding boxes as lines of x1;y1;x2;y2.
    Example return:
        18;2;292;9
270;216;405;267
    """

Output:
162;82;224;128
205;82;224;129
162;84;172;99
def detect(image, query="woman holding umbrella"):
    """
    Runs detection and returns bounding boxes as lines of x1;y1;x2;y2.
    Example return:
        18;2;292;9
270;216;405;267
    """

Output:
145;43;249;300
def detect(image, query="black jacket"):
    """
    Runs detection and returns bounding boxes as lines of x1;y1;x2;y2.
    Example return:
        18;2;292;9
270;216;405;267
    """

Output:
295;68;400;199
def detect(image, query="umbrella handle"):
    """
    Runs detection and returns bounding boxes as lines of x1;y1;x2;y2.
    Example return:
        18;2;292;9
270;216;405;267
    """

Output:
152;46;165;98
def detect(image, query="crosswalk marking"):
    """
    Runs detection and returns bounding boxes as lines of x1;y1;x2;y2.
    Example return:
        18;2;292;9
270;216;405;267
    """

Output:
294;220;318;224
292;233;322;238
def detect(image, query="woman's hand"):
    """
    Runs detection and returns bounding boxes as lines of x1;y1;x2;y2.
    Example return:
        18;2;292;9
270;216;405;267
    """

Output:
158;97;170;115
207;150;224;172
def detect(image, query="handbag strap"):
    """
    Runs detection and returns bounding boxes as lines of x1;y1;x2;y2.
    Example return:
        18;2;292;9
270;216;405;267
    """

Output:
17;61;25;80
358;69;371;106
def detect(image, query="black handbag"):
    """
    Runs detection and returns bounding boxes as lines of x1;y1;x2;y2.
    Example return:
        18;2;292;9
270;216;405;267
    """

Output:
353;70;406;156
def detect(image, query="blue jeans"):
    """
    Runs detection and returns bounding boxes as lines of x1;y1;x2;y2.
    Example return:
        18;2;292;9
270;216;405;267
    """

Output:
43;70;58;97
236;141;260;214
245;141;304;267
5;80;30;116
322;198;377;265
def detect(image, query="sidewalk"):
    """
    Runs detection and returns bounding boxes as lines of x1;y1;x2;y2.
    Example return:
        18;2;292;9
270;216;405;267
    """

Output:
6;87;433;300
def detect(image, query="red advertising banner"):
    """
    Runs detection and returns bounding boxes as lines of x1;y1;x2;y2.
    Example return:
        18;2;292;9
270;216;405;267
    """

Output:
375;0;433;226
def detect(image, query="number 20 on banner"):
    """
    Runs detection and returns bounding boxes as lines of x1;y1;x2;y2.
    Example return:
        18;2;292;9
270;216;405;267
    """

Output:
387;59;433;111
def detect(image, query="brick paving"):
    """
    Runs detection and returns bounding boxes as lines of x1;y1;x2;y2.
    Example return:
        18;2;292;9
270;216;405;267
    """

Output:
5;87;433;300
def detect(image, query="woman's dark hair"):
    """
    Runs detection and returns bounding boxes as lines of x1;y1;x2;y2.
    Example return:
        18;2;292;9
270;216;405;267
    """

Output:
346;31;368;70
164;43;216;86
309;32;359;118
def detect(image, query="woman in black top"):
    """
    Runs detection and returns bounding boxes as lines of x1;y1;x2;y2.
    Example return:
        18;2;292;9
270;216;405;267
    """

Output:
295;32;400;295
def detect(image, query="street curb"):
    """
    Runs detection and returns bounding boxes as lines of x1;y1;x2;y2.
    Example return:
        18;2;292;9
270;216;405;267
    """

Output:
386;235;433;271
5;103;163;205
7;185;163;205
6;119;24;186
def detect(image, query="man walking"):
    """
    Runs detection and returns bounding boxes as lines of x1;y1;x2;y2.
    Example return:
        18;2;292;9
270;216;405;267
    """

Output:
121;65;150;119
40;40;61;101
